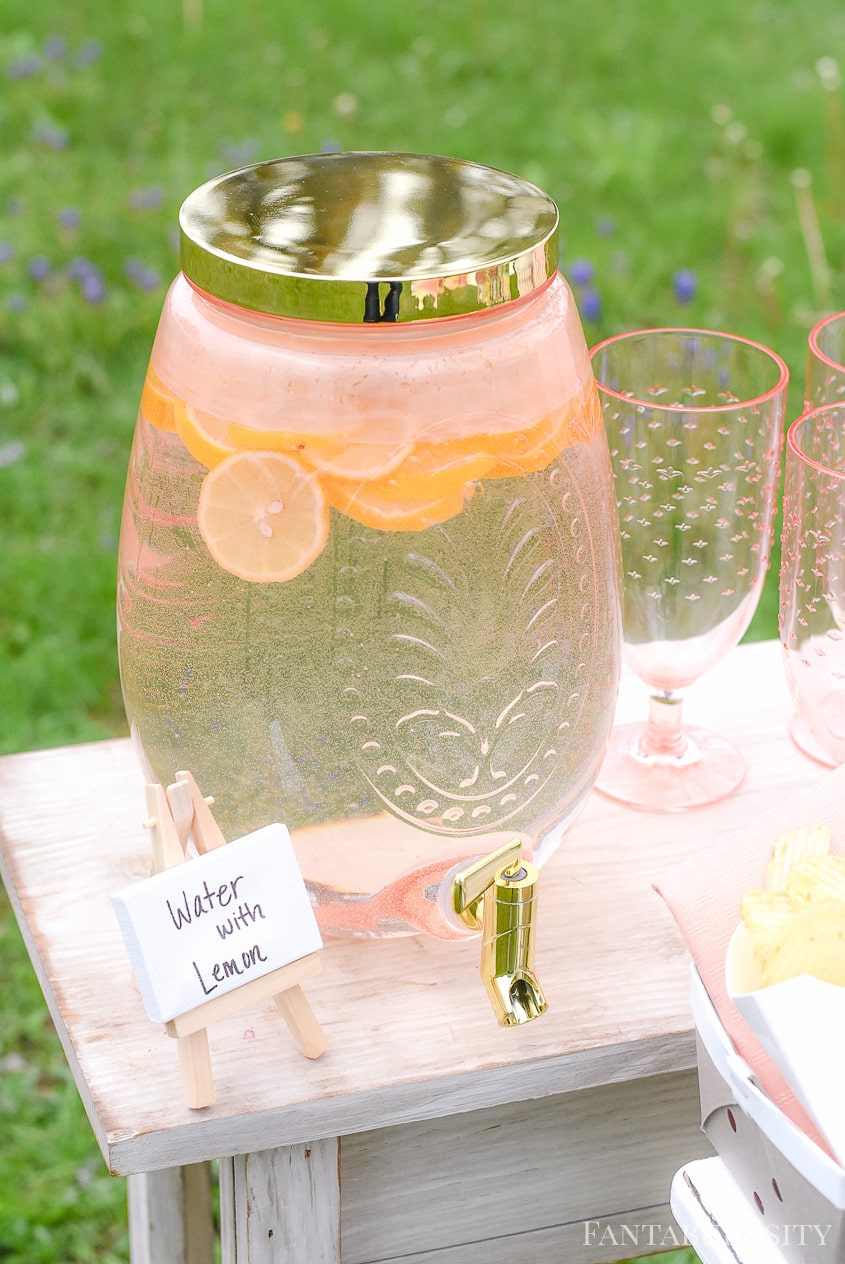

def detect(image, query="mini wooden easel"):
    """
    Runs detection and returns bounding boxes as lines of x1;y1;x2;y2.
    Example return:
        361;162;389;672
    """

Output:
143;771;327;1109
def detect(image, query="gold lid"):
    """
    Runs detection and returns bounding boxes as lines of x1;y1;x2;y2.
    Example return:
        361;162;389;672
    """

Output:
179;151;559;323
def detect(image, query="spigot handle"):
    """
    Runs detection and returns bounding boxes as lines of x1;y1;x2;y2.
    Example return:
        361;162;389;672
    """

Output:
451;838;522;931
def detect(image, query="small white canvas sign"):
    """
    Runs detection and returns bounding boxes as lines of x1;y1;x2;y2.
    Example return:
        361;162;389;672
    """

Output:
112;823;322;1024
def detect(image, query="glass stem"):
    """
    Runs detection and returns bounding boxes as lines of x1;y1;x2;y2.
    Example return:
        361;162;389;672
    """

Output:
642;692;687;758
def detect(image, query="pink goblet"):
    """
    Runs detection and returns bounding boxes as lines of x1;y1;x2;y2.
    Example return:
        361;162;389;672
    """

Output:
788;312;845;763
592;328;788;811
806;309;845;409
780;403;845;768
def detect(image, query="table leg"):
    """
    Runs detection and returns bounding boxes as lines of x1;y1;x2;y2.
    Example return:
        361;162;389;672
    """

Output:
128;1161;215;1263
219;1138;341;1263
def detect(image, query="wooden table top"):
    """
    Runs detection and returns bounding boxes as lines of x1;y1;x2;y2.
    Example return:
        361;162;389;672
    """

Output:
0;639;824;1176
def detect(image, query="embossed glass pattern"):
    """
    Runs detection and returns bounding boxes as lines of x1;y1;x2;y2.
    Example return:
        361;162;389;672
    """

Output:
592;328;788;811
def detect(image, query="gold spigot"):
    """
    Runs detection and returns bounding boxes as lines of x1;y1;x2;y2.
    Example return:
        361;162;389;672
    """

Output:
451;839;548;1027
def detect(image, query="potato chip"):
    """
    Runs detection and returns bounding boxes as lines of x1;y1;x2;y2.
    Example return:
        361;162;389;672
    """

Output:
766;824;832;891
739;824;845;987
741;888;800;965
786;854;845;906
760;900;845;988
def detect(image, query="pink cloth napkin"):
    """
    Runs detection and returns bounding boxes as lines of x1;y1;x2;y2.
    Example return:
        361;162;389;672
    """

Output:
653;762;845;1160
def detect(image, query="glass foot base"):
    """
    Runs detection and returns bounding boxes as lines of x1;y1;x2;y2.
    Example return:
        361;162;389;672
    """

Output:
595;721;746;812
789;712;837;768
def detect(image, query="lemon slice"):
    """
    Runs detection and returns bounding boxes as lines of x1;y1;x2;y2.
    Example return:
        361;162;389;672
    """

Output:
140;367;179;433
368;442;494;501
228;420;336;462
175;402;239;469
302;436;413;480
484;410;573;478
325;477;474;531
197;451;329;582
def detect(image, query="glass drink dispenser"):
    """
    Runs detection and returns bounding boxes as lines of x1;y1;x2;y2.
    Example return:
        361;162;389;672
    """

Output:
117;152;622;956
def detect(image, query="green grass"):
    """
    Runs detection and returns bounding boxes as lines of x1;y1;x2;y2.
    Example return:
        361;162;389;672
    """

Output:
2;0;843;754
2;0;845;1258
0;891;129;1262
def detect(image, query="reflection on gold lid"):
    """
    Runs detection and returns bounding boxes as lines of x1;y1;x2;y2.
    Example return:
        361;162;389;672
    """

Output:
179;152;559;323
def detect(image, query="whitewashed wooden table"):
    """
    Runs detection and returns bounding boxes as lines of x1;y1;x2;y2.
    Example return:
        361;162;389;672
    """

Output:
0;640;826;1264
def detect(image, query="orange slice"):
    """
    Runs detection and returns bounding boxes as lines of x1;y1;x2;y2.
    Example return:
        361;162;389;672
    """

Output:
325;477;474;532
175;402;240;469
197;451;329;582
140;366;179;433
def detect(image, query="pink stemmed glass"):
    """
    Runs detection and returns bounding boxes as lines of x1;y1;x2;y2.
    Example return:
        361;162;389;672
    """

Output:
591;328;789;811
806;310;845;409
780;403;845;768
787;312;845;764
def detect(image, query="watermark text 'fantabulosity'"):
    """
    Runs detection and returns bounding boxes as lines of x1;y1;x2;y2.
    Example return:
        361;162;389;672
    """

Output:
583;1219;834;1251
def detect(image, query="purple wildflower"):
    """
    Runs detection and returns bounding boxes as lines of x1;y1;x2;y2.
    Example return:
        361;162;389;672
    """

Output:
596;217;616;238
673;268;697;304
580;287;602;322
67;256;96;280
123;257;161;291
0;243;14;263
127;185;164;211
569;258;594;287
74;39;103;68
68;256;108;302
44;35;67;61
28;256;52;281
6;54;42;80
80;270;107;304
320;138;343;154
58;206;81;230
6;293;28;313
33;122;70;150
